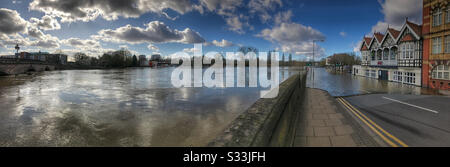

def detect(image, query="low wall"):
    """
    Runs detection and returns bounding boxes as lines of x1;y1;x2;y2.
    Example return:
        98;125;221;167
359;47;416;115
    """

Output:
208;72;307;147
0;64;55;75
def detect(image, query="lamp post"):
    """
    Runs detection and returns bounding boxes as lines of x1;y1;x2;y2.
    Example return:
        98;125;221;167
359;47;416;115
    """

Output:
311;39;324;87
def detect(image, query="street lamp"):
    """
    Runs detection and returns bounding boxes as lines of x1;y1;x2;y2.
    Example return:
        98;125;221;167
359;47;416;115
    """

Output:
311;39;324;87
312;39;325;67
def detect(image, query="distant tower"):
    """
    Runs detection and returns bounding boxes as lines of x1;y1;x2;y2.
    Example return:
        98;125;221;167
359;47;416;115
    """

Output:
15;44;20;53
289;54;292;65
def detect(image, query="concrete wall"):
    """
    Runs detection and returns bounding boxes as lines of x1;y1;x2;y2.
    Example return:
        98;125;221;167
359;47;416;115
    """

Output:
208;72;307;147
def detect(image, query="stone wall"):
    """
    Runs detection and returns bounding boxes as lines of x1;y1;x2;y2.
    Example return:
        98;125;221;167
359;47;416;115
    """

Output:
0;64;55;75
208;72;307;147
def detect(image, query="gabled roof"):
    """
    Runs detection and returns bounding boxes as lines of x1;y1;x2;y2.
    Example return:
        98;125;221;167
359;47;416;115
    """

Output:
364;37;372;46
361;43;369;51
388;28;400;39
380;28;401;45
374;33;384;43
400;34;415;42
397;20;422;42
360;37;373;51
406;20;422;36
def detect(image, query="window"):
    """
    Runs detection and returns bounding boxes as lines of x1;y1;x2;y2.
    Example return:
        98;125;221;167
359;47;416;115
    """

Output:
400;43;414;59
446;36;450;53
404;72;416;84
432;65;450;80
447;5;450;23
390;48;396;60
432;37;442;54
371;52;375;61
406;43;414;59
377;51;382;60
371;70;376;78
401;44;406;59
393;71;403;82
433;8;442;26
365;70;369;77
383;49;388;60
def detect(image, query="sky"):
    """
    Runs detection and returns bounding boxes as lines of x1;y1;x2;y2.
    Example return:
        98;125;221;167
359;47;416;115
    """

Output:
0;0;423;61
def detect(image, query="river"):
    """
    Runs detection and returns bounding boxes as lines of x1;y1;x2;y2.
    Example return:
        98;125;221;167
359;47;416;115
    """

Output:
0;66;300;146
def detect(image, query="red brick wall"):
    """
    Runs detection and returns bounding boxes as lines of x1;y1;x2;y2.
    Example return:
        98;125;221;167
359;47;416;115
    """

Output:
422;3;431;88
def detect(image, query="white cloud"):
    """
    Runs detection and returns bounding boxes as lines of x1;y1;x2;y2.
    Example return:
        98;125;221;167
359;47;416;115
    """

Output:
380;0;422;26
29;0;198;23
0;8;28;35
199;0;243;16
257;22;326;58
212;39;234;47
30;15;61;31
93;21;205;45
183;47;200;53
339;31;347;37
147;44;159;51
274;10;293;25
352;41;363;53
63;38;101;49
248;0;283;23
258;22;325;44
369;0;422;34
225;14;252;34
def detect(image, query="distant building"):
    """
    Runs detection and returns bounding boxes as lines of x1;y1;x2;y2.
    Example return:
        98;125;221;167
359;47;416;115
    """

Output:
139;55;149;67
13;51;68;65
150;54;161;61
325;56;332;66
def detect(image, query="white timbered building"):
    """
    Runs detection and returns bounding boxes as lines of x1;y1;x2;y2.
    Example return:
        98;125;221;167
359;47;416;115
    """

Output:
353;20;423;86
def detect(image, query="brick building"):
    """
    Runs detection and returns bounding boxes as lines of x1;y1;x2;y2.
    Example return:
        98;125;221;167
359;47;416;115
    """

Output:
423;0;450;90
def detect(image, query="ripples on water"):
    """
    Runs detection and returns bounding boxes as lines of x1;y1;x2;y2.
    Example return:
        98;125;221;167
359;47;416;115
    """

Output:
0;67;300;146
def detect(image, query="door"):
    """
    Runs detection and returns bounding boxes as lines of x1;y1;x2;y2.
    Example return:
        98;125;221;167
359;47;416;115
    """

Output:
378;70;388;80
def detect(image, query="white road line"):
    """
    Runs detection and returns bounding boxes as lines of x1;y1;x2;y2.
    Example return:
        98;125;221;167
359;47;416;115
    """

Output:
382;96;439;114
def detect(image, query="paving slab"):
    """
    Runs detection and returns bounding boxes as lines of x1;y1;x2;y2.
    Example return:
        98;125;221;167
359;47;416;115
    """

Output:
292;88;380;147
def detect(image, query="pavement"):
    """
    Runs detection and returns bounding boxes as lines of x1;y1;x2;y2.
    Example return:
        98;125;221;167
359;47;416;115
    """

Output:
292;88;379;147
343;94;450;147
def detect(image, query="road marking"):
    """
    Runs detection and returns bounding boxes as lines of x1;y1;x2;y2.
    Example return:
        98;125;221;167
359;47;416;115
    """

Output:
337;97;399;147
339;98;408;147
382;96;439;114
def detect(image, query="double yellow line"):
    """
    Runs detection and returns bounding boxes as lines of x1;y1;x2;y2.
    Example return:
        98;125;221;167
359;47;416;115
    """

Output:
337;97;408;147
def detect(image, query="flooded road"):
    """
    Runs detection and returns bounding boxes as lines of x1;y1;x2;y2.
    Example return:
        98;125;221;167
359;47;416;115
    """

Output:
0;67;299;146
306;68;441;97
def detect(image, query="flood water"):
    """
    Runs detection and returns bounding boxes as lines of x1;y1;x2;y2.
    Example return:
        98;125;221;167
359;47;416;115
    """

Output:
306;67;441;97
0;67;300;146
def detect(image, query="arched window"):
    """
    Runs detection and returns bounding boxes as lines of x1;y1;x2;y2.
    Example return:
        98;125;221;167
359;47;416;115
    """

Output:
390;47;397;60
432;65;450;80
383;48;389;60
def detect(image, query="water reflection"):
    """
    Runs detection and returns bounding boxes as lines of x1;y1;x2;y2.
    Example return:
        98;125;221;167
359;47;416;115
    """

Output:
0;67;300;146
306;67;441;97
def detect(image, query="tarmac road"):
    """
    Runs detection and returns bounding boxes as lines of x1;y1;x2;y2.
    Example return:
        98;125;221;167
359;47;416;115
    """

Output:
341;94;450;147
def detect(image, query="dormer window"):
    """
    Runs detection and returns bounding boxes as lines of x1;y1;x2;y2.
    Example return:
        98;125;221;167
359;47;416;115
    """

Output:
433;8;442;27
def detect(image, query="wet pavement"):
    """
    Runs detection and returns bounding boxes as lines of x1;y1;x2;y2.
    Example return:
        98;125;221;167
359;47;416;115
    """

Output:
306;67;442;97
0;67;300;146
